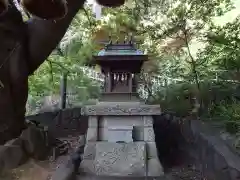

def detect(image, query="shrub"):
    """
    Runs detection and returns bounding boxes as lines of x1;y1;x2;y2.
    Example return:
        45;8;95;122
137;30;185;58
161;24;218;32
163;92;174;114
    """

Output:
154;82;194;117
152;80;240;134
211;101;240;134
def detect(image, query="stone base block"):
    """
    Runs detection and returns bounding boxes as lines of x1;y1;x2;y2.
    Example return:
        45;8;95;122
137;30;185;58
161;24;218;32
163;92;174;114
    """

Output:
133;127;144;141
147;158;164;177
80;142;164;177
94;142;146;176
86;128;98;142
88;116;98;127
80;159;96;174
83;142;96;160
76;175;168;180
146;142;159;158
144;127;155;142
82;104;161;116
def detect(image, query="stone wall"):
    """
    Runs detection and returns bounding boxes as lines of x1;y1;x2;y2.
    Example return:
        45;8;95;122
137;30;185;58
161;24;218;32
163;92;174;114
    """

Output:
25;108;240;179
153;114;240;180
0;108;87;174
26;108;88;138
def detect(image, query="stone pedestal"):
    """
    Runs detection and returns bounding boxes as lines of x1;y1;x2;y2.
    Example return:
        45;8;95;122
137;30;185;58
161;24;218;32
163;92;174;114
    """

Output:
80;103;164;177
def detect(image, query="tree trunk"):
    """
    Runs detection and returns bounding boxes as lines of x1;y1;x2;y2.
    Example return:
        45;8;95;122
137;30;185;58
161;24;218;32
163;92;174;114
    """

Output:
0;0;86;144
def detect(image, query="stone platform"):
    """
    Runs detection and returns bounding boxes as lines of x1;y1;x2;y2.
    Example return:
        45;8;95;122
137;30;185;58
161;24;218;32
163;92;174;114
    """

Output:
80;103;164;178
76;175;169;180
80;142;163;177
81;103;161;116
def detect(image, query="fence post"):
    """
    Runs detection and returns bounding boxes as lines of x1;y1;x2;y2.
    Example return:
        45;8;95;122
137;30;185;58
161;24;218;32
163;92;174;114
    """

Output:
60;72;68;109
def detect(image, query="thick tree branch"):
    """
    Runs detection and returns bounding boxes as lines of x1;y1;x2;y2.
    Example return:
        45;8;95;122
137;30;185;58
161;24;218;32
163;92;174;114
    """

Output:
0;2;29;144
27;0;87;74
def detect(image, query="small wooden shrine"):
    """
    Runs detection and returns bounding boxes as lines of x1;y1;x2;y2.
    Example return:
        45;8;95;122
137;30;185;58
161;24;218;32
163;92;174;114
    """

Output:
92;38;147;101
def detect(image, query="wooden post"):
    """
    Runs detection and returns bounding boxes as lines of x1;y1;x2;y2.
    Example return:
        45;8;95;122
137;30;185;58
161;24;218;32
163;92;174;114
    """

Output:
60;72;67;109
106;72;112;92
128;73;132;93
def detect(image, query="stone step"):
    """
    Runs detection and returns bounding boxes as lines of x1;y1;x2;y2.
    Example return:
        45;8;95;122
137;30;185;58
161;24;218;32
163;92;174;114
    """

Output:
76;174;171;180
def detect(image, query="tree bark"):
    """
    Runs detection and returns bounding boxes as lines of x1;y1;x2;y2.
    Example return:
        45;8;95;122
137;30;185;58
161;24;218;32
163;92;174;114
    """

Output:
27;0;86;74
0;0;86;144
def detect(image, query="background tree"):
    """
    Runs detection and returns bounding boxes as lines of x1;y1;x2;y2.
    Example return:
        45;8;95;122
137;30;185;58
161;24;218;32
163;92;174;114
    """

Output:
2;0;239;145
0;0;125;144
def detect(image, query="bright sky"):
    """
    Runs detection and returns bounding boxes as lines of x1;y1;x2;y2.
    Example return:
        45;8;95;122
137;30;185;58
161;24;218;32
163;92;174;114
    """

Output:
190;0;240;56
214;0;240;25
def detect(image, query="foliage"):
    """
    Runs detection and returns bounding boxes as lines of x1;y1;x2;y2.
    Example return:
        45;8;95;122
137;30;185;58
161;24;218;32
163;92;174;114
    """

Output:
200;16;240;73
139;0;240;137
27;0;240;139
155;82;194;117
27;7;102;114
209;101;240;134
153;80;240;134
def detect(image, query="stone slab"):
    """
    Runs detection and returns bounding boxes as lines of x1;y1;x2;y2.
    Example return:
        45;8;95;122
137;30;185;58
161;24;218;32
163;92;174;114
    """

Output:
144;127;155;142
81;104;161;116
146;142;159;158
76;175;169;180
108;126;133;143
100;93;140;102
98;127;108;141
143;116;154;127
88;116;98;127
83;143;97;160
99;126;142;142
147;158;164;177
133;127;144;141
99;116;144;127
97;102;141;105
86;128;98;142
94;142;146;176
80;159;96;174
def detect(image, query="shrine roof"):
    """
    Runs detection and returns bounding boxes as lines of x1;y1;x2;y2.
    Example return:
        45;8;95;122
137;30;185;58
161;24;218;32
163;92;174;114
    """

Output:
97;43;144;56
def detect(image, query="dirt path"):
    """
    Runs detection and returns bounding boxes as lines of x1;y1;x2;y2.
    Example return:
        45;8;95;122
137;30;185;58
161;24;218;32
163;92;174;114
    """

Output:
0;158;204;180
0;135;80;180
0;135;205;180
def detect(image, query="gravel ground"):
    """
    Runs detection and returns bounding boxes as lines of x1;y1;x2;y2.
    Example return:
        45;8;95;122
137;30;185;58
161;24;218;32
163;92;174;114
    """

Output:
166;165;206;180
76;165;206;180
